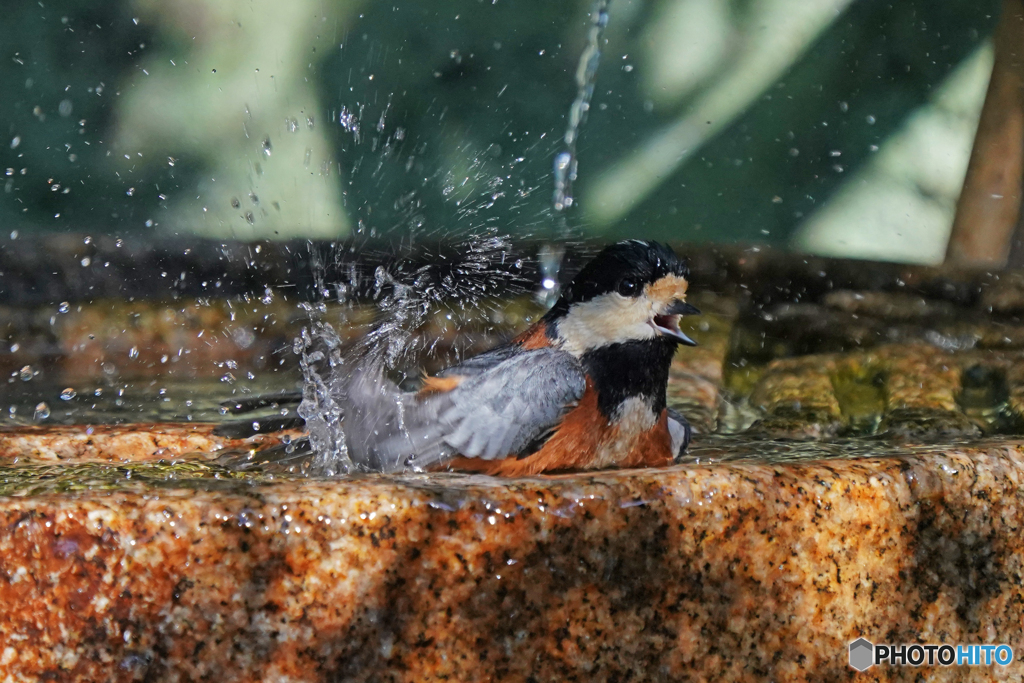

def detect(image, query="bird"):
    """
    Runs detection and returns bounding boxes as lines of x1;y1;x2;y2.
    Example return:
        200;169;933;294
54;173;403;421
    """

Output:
218;240;700;476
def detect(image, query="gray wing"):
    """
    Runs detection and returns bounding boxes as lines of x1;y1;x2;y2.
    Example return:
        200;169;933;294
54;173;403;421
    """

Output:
435;343;521;378
363;347;586;472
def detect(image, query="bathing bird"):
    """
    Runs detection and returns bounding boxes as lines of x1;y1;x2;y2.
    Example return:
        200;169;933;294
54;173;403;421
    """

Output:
219;240;699;475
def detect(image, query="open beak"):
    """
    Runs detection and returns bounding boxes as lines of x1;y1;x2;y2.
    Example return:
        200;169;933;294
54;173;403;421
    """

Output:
651;300;700;346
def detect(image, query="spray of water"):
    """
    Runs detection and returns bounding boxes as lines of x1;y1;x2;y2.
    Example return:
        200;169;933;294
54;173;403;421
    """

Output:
295;233;527;476
295;3;613;475
293;93;542;475
295;319;350;475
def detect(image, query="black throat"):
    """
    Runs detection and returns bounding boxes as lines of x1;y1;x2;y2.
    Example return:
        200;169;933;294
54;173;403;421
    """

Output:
580;338;677;419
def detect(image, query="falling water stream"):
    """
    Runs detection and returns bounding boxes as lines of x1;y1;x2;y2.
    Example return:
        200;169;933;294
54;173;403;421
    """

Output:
552;0;612;217
541;0;612;305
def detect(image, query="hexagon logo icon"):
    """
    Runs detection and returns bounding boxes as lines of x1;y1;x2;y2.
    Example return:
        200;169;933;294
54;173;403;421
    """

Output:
849;638;874;671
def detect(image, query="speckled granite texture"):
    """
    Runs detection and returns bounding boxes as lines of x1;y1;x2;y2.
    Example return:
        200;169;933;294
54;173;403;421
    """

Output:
1;442;1023;681
0;423;298;463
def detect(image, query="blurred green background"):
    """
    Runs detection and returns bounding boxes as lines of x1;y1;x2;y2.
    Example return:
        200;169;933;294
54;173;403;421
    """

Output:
0;0;1002;263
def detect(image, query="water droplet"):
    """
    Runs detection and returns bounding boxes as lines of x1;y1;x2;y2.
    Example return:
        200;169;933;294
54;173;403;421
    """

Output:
339;107;359;135
10;136;20;149
19;365;33;381
285;117;299;133
262;137;272;157
129;346;139;359
58;99;73;117
126;187;135;196
58;302;69;313
33;402;50;421
866;115;876;125
80;256;91;267
60;388;76;401
230;197;241;209
839;101;849;113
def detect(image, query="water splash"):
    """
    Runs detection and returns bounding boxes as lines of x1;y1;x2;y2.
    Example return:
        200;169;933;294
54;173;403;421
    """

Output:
294;5;616;472
297;230;526;476
357;235;519;369
295;321;351;476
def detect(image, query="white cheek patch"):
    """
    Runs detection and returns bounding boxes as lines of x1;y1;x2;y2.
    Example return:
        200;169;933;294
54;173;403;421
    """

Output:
554;292;656;356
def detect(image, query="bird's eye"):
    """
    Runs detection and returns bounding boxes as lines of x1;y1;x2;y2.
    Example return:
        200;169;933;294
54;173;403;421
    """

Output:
617;278;640;297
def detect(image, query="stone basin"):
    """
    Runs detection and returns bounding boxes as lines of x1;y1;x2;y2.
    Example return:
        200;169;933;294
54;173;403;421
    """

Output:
4;242;1024;681
1;440;1023;681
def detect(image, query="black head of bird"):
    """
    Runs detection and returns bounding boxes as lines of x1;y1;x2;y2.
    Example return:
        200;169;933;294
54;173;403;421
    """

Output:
542;239;700;357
